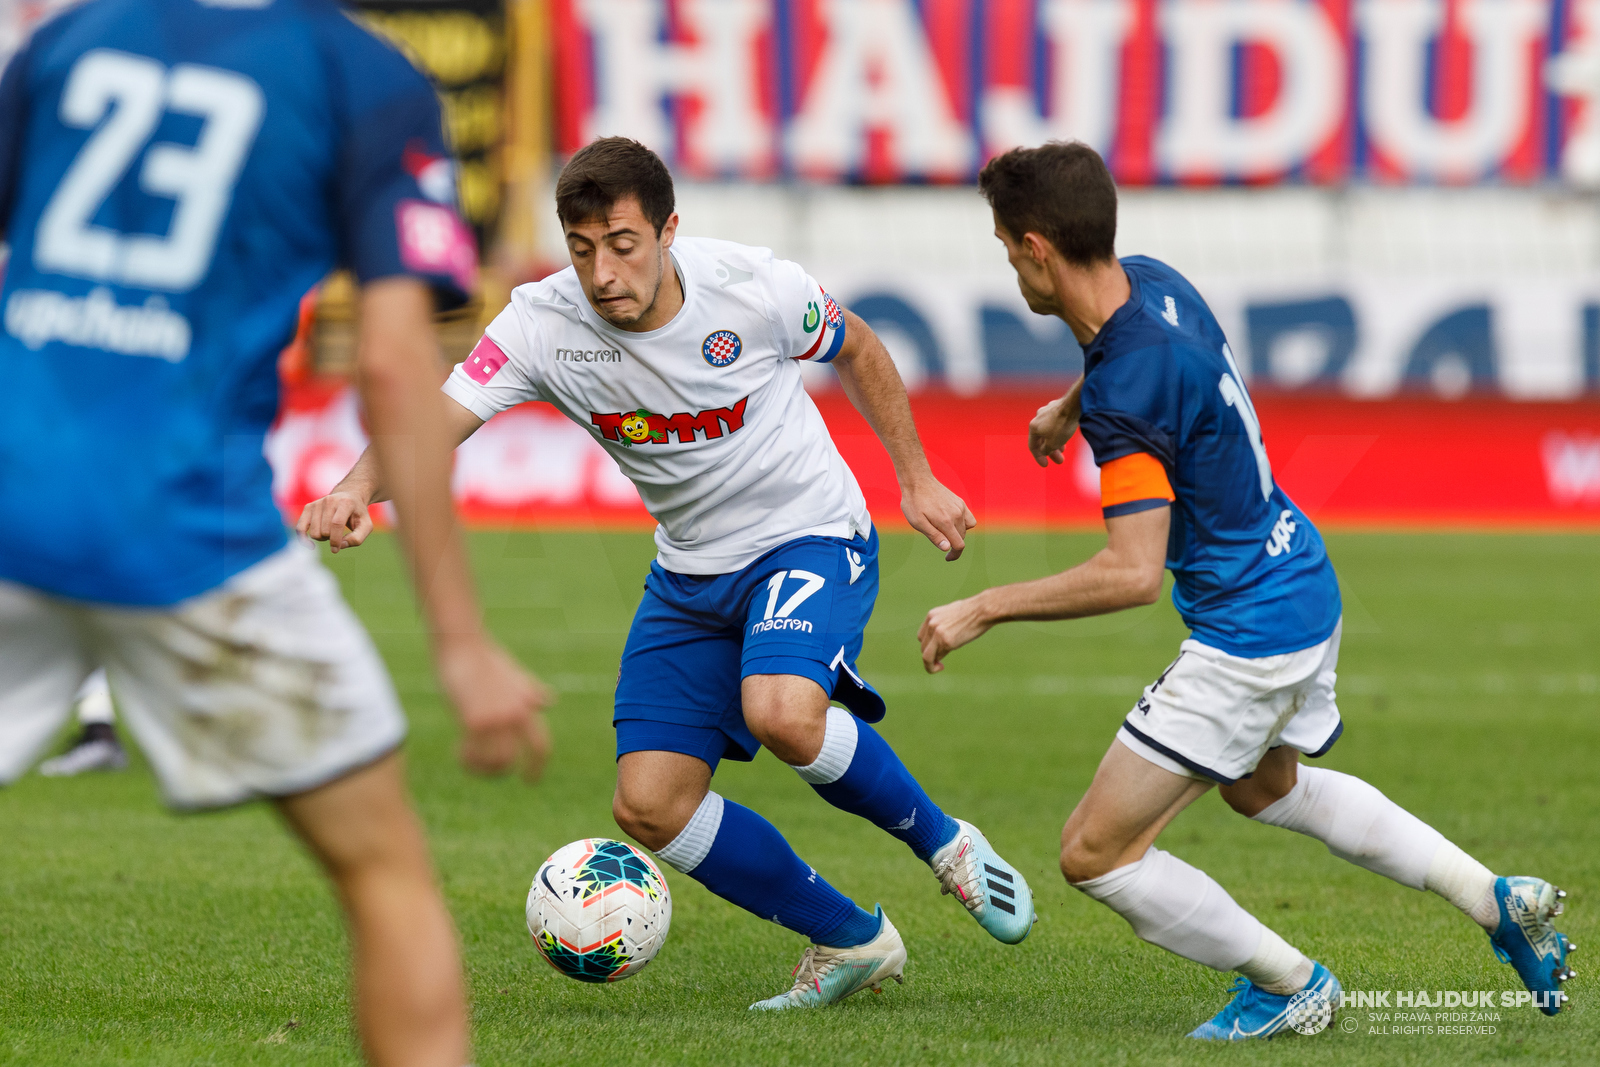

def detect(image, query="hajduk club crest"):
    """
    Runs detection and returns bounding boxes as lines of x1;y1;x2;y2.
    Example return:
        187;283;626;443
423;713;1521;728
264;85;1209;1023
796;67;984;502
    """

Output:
702;330;742;367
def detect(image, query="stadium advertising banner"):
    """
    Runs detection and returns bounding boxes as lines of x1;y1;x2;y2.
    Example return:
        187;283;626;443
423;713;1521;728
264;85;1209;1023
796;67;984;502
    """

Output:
354;0;509;247
268;383;1600;528
802;270;1600;399
552;0;1600;185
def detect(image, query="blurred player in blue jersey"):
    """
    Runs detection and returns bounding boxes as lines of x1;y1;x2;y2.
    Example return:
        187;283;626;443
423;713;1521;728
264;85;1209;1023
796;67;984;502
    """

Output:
919;143;1574;1039
0;1;548;1063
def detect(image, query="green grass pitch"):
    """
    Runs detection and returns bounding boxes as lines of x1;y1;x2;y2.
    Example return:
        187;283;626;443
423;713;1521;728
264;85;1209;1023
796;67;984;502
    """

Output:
1;531;1595;1066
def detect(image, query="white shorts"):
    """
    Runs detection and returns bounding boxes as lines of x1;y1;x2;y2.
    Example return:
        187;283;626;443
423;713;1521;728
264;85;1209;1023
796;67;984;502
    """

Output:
0;541;405;809
1117;620;1343;785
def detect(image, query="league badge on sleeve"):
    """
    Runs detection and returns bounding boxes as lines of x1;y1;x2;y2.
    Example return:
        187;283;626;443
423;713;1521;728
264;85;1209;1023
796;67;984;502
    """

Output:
703;330;742;368
797;290;847;363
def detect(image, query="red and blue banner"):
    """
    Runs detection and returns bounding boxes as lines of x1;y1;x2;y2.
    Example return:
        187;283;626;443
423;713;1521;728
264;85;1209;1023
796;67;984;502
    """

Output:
551;0;1600;185
269;383;1600;528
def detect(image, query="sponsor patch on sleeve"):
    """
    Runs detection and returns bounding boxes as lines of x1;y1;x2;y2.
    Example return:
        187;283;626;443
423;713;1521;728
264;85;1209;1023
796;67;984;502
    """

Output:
396;199;478;293
463;335;509;384
796;290;847;363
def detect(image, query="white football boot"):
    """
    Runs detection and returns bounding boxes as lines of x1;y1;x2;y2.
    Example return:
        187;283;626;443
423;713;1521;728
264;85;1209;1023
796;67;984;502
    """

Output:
749;906;906;1011
929;818;1036;944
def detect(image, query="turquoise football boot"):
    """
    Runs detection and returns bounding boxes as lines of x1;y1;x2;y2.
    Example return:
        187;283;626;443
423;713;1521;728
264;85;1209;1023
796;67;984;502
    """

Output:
1488;877;1573;1016
929;819;1036;944
1188;961;1342;1040
748;906;906;1011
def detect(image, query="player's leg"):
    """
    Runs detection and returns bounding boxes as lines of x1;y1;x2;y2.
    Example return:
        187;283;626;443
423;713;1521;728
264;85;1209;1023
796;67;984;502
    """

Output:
86;542;475;1058
612;746;905;1009
611;576;902;1009
1072;635;1363;1038
39;668;129;777
739;533;1035;943
1223;747;1497;921
275;754;468;1067
1226;748;1573;1012
1063;740;1320;987
742;673;957;861
0;581;96;786
1220;623;1572;1014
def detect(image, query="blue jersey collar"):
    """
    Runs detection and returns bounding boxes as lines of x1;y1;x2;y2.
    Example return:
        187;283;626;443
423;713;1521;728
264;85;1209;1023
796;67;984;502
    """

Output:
1082;258;1143;374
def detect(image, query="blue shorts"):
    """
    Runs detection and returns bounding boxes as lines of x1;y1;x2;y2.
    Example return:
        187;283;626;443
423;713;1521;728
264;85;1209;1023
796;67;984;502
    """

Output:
614;529;886;772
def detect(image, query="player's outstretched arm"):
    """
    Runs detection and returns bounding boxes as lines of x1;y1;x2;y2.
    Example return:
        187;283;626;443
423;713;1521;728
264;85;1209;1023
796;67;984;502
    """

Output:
1028;376;1084;467
340;278;551;780
831;308;976;561
917;505;1170;673
296;391;483;554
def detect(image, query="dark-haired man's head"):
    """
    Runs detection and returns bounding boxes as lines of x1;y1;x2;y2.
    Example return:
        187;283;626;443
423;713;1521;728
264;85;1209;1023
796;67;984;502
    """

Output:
978;142;1118;316
555;137;680;329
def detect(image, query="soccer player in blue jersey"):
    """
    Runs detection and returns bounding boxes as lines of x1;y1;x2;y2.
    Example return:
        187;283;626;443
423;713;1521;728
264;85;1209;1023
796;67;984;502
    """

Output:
0;1;547;1063
918;142;1574;1039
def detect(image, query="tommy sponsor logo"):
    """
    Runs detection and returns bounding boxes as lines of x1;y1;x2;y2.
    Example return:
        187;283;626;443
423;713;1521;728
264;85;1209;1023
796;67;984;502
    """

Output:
1264;508;1297;557
751;569;825;635
591;397;749;445
556;347;621;363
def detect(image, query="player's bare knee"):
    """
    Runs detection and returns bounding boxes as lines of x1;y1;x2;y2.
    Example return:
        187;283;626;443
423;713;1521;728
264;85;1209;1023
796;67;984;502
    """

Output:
1059;832;1116;884
1221;748;1298;816
611;786;692;852
743;697;825;766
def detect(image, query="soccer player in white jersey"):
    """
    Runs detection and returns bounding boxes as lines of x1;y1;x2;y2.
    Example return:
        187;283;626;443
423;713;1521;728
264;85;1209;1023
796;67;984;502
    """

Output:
919;143;1573;1038
300;136;1038;1008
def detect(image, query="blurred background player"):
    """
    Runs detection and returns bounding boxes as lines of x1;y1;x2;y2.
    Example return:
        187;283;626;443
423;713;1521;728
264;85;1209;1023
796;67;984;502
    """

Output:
918;143;1575;1039
300;136;1037;1010
0;0;549;1064
37;669;126;776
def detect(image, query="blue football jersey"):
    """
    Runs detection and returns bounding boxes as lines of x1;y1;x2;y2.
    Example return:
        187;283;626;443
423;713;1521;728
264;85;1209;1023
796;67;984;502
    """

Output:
0;0;476;605
1078;256;1341;657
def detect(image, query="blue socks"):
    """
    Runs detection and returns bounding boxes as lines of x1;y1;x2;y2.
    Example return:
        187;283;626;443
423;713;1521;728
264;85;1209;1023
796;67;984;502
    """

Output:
793;707;960;861
652;792;881;947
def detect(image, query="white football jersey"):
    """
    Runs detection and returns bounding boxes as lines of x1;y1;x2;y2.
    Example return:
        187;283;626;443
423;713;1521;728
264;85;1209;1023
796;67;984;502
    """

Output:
442;236;871;574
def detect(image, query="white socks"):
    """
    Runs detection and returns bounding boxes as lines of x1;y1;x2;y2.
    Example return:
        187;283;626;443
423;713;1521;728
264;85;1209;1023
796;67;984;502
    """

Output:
790;706;858;785
1073;846;1311;992
1425;842;1500;931
1241;928;1315;995
1253;766;1498;931
655;791;724;874
75;668;114;725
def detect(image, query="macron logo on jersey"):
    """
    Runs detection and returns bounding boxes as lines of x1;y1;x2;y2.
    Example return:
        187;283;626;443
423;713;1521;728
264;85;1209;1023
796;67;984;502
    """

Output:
592;397;749;446
463;336;509;384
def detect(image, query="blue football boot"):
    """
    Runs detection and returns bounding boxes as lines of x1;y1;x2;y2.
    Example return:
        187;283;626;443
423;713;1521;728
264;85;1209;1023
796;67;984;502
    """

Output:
1188;961;1342;1040
1488;877;1573;1016
929;819;1036;944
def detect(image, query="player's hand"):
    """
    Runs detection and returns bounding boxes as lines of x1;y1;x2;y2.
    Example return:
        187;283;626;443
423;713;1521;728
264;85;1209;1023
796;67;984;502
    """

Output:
902;476;977;561
917;594;994;673
434;633;554;781
1028;394;1081;468
296;489;374;553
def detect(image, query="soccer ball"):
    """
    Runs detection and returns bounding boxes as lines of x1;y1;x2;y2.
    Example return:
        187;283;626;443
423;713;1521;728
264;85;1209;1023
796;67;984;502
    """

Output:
525;838;672;983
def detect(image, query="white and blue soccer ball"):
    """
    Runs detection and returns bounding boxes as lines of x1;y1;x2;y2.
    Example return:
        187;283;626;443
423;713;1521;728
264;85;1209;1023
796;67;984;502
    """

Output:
526;838;672;983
